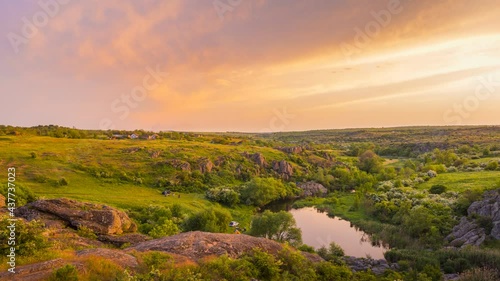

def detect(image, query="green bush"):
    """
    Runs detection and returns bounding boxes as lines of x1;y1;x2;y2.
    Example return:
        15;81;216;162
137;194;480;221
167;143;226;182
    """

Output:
49;264;79;281
0;216;49;256
0;184;37;206
59;177;69;186
429;184;447;194
77;225;97;239
183;207;232;233
485;161;498;171
205;187;240;206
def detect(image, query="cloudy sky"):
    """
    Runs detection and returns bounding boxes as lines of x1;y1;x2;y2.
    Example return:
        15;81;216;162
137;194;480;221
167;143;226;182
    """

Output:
1;0;499;132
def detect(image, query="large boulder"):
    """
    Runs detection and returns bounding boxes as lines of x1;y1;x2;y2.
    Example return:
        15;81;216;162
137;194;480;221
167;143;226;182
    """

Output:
446;189;500;247
279;147;303;154
298;181;328;197
15;198;137;235
273;160;293;180
250;153;266;167
127;231;322;263
98;233;151;247
198;158;214;173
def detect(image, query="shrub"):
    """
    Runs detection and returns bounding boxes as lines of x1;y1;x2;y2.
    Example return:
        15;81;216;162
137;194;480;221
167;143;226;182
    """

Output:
49;265;79;281
148;219;179;238
59;177;69;186
77;225;97;239
205;187;240;206
184;208;232;233
0;216;49;256
429;184;447;194
485;161;498;171
458;267;499;281
297;244;316;253
141;251;173;271
0;184;37;206
30;152;37;159
317;242;345;265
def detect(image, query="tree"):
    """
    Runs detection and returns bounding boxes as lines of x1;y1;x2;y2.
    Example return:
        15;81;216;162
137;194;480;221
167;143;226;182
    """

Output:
357;150;383;173
184;208;232;233
249;210;302;246
240;177;297;207
205;187;240;206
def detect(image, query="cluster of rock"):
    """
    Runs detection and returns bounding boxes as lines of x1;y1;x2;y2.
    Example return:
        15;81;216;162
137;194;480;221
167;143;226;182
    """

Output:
1;197;407;280
343;256;399;275
278;146;304;154
298;181;328;197
198;158;214;173
272;160;294;180
127;231;320;263
446;189;500;247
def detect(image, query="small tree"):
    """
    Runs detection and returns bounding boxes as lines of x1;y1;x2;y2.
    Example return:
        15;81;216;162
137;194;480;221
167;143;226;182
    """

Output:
485;161;498;171
249;210;302;246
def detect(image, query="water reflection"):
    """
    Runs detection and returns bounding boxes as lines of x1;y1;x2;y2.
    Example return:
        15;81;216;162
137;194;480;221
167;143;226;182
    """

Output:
289;207;389;259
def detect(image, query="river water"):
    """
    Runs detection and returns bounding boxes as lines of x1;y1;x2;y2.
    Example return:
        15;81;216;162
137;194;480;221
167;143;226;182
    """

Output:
289;207;389;259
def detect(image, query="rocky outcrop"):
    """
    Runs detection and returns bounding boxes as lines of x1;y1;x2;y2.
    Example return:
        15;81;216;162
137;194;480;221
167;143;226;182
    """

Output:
343;256;398;275
251;153;266;167
298;181;328;197
446;189;500;247
0;249;138;281
160;159;191;171
198;158;214;173
447;217;486;247
98;233;151;247
468;190;500;239
127;231;322;263
150;150;161;158
0;258;70;281
15;198;137;235
273;160;293;180
279;146;303;154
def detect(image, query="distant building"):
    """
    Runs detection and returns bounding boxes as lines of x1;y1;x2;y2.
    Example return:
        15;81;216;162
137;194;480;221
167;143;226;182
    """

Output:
130;134;139;139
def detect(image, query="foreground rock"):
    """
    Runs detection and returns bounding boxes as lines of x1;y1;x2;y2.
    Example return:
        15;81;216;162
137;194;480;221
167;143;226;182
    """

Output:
15;198;137;235
446;189;500;247
127;231;322;262
298;181;328;197
0;249;138;281
98;233;151;247
0;258;70;281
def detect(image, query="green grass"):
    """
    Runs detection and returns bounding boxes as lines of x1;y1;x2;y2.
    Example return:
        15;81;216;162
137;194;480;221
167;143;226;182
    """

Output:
416;171;500;192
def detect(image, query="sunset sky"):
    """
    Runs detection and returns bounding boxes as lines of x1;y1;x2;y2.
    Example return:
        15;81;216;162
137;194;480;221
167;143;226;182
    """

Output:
1;0;499;132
